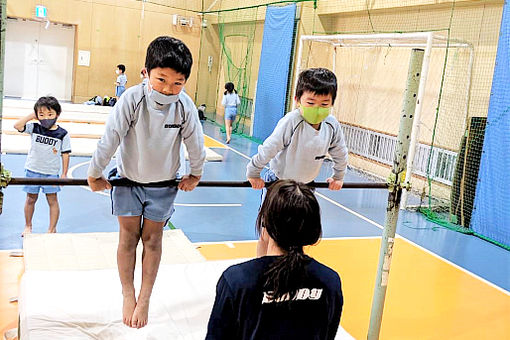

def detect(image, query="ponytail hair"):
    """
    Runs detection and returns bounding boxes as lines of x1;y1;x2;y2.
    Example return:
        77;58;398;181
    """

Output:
256;180;322;304
224;82;236;95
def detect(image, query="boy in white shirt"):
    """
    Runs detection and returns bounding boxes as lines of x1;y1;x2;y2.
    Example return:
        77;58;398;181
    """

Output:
88;37;206;328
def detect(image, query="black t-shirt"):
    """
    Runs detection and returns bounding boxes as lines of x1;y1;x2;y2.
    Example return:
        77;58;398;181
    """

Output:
206;256;343;340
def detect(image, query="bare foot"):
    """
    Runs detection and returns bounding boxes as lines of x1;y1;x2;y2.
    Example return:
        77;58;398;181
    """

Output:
131;299;149;328
122;295;137;327
47;228;56;233
21;226;32;237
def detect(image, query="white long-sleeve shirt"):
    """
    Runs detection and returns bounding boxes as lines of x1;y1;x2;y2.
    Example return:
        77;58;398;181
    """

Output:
88;82;206;183
246;109;348;183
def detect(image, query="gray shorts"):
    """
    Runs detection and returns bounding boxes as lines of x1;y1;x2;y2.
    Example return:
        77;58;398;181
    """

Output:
108;169;178;222
111;185;178;222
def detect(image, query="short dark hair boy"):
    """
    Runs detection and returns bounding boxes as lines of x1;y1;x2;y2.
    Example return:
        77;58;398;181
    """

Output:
295;68;338;104
34;96;62;116
145;36;193;79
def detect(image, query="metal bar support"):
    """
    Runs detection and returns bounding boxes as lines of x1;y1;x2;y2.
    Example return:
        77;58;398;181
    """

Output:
367;48;424;340
0;0;7;214
401;32;433;208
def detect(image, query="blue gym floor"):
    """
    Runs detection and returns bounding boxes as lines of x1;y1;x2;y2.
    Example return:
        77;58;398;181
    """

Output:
0;121;509;294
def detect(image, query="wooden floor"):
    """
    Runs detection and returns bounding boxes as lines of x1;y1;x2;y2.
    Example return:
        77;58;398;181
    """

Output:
0;251;23;339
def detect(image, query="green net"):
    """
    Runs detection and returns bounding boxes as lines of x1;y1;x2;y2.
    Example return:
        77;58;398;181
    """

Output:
217;8;258;135
195;0;315;139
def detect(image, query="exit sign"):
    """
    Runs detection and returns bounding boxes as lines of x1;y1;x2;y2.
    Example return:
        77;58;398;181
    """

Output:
35;5;47;19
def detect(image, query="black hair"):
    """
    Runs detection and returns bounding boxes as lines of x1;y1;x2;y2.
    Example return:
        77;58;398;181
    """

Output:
34;96;61;116
256;180;322;304
117;64;126;73
145;36;193;79
224;82;237;95
295;68;338;104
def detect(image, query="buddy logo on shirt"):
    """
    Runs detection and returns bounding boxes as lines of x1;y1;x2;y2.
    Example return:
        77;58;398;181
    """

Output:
262;288;323;304
164;124;182;129
35;135;58;146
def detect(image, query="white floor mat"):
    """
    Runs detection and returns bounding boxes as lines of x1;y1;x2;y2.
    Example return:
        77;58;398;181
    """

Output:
23;230;205;271
19;231;354;340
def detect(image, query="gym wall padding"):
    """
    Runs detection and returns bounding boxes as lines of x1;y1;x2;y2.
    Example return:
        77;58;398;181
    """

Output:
252;3;296;142
470;1;510;248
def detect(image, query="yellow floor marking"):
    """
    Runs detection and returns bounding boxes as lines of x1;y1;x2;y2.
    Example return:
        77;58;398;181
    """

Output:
197;242;255;260
198;239;510;340
204;135;227;148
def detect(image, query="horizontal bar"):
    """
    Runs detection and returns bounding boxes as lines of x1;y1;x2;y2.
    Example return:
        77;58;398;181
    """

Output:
7;177;388;189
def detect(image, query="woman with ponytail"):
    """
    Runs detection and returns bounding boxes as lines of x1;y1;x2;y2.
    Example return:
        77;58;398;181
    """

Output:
206;180;343;340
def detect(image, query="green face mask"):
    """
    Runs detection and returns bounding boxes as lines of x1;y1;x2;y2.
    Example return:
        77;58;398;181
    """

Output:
301;106;330;124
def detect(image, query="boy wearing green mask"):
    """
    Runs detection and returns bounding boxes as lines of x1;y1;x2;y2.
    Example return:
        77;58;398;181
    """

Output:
247;68;348;255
